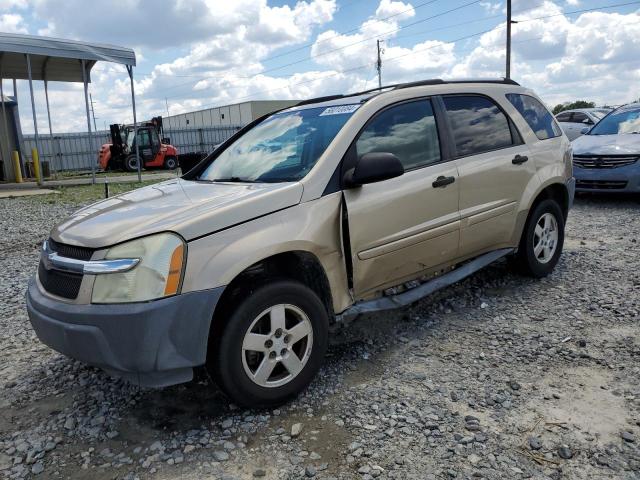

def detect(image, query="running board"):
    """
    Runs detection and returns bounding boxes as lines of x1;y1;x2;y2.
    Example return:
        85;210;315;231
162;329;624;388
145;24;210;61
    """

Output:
336;248;514;323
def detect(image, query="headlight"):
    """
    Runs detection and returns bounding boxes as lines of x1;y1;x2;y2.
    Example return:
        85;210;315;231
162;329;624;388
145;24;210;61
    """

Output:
92;233;185;303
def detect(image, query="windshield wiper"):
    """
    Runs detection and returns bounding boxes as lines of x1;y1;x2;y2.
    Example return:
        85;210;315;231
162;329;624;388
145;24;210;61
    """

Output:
203;176;259;183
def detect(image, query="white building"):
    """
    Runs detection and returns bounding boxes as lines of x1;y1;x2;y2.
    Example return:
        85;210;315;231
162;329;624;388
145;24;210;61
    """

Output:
164;100;300;130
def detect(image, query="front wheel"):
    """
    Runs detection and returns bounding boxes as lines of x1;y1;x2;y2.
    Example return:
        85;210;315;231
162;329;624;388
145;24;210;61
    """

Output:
163;156;177;170
124;154;139;172
515;199;565;278
209;280;329;407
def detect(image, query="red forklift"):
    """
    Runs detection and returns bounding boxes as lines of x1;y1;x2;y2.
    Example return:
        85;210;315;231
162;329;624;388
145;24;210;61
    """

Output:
98;116;179;172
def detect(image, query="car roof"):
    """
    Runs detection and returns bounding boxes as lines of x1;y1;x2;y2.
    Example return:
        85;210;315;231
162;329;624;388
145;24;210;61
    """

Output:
615;102;640;112
283;78;520;112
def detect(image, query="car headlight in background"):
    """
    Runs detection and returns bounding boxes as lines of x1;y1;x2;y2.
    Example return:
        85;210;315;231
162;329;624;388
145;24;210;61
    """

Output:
92;233;186;303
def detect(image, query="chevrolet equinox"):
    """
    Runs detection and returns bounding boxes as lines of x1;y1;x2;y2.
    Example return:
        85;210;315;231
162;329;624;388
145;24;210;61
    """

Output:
27;79;575;407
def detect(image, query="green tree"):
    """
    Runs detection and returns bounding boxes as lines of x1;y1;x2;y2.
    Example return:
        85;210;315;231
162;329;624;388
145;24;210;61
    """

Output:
552;100;596;115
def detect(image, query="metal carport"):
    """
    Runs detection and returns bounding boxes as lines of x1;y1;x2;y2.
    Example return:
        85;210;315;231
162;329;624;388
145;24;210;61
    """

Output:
0;32;139;185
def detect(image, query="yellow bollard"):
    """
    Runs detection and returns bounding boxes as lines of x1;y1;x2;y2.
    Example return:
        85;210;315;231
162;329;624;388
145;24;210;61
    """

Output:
31;148;41;183
11;150;22;183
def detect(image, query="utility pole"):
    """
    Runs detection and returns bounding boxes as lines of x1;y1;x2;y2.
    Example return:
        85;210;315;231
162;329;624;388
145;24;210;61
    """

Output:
165;97;170;118
506;0;514;80
89;93;98;132
376;39;383;89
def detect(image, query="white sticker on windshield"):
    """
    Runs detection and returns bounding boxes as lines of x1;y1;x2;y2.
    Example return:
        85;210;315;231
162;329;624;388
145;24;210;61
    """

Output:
319;104;360;116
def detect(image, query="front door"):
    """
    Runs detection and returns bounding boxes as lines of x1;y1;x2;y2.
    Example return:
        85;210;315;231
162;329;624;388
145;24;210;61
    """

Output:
343;98;460;299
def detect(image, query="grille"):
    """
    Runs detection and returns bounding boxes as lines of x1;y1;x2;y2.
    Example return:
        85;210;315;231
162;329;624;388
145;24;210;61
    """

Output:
38;262;83;299
573;154;638;169
38;239;95;299
47;238;94;260
576;180;628;190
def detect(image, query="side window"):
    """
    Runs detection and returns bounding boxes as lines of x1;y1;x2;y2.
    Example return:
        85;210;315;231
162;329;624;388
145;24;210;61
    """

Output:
137;130;151;147
556;112;572;122
506;93;562;140
356;100;441;170
442;95;514;157
571;112;591;124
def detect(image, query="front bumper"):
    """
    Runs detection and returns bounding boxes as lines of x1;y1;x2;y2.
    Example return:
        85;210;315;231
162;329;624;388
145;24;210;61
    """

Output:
26;279;224;388
574;163;640;193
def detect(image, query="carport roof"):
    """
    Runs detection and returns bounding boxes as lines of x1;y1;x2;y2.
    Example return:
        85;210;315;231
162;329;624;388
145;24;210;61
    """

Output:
0;32;136;82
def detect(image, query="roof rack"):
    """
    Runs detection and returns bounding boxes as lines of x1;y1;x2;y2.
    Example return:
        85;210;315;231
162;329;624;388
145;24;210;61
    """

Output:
293;78;520;108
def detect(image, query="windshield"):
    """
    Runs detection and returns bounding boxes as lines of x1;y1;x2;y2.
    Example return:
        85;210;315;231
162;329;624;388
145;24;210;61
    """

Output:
125;128;135;148
198;105;358;183
591;109;610;120
589;107;640;135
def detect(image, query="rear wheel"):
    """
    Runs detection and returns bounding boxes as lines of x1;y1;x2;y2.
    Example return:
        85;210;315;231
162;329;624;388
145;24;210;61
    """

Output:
124;154;139;172
209;280;328;407
515;199;565;278
164;156;177;170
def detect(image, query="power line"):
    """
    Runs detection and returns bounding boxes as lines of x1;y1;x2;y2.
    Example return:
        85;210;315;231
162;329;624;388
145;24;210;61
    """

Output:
133;0;444;80
135;0;640;111
142;0;484;98
178;0;640;108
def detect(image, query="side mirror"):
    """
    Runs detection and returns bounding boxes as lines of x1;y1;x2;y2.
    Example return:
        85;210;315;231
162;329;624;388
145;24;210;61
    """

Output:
343;152;404;187
162;137;171;144
580;127;590;135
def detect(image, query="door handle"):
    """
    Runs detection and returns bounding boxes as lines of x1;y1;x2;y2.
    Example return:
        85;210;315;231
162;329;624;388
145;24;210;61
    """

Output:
512;154;529;165
432;175;455;188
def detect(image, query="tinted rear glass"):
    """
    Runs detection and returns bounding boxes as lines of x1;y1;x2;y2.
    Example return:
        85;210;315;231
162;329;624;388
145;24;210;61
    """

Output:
507;93;562;140
443;95;514;157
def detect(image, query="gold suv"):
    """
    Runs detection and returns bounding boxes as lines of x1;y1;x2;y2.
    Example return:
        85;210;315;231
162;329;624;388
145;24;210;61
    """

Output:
27;79;575;406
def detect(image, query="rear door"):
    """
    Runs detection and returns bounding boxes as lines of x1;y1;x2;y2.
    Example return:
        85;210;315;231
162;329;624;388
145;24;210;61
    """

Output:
441;94;536;257
343;98;460;299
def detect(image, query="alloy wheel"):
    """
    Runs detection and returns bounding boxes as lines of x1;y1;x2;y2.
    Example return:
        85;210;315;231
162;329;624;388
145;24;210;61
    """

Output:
241;304;313;388
533;212;558;264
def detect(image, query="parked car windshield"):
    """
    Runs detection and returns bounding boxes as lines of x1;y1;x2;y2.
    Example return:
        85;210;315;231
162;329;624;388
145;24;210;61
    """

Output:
198;105;358;183
589;107;640;135
591;109;610;120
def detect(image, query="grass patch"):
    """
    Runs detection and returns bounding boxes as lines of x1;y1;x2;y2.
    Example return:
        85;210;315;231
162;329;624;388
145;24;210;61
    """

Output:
38;179;163;205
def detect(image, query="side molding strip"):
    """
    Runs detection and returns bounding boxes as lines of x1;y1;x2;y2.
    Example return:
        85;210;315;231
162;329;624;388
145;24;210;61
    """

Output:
336;248;514;322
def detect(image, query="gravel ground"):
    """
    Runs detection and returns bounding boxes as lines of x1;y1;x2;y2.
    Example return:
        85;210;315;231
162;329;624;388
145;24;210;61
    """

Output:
1;192;639;480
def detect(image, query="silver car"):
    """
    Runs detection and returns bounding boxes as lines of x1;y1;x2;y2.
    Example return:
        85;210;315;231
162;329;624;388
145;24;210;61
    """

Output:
572;103;640;193
555;108;612;140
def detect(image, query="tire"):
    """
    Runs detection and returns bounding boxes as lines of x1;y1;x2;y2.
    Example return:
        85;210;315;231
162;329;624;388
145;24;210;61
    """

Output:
515;199;565;278
209;280;329;407
124;154;139;172
164;156;177;170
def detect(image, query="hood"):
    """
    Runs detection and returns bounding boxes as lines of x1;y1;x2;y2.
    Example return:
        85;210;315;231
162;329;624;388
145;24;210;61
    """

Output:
52;179;304;248
572;133;640;155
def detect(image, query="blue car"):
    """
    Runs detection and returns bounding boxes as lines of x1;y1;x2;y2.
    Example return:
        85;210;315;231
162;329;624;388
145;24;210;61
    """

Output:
571;103;640;193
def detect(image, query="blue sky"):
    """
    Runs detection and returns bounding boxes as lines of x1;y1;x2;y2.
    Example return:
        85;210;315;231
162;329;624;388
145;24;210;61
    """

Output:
1;0;639;132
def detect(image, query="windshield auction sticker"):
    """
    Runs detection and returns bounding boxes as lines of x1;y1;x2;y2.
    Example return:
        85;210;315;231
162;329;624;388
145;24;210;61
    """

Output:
319;105;360;116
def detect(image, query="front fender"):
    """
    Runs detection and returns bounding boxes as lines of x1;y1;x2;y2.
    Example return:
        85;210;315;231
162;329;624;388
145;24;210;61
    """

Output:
182;193;352;313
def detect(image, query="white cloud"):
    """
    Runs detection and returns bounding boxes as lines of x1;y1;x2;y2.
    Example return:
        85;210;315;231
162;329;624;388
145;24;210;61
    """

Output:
0;0;28;10
0;12;27;33
14;0;640;134
375;0;415;21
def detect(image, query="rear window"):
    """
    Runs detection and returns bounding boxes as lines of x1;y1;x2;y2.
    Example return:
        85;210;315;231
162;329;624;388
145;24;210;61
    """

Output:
442;95;514;157
507;93;562;140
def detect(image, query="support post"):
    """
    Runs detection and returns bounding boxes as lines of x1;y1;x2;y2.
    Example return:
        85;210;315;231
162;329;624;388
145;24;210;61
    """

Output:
43;78;58;178
11;151;22;183
25;53;43;186
81;59;96;184
0;56;12;182
127;65;141;183
506;0;512;80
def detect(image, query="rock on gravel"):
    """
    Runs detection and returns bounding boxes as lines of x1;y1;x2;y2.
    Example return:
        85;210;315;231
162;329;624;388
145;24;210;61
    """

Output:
1;192;639;480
